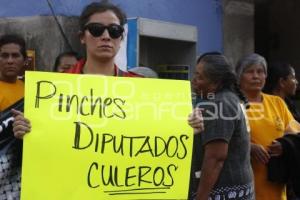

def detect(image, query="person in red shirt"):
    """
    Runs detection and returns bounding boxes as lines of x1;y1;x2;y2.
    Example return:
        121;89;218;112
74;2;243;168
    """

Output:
53;51;79;72
66;1;139;77
12;1;203;137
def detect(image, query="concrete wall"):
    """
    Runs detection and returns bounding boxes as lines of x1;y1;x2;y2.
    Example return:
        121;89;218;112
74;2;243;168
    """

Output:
223;0;254;66
0;0;223;71
0;16;82;71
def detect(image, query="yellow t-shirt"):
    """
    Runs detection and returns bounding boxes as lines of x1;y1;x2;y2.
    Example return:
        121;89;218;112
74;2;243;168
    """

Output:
246;93;296;200
0;79;24;112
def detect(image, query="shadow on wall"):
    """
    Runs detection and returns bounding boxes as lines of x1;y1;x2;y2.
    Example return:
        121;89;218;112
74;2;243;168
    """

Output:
0;16;83;71
223;0;255;67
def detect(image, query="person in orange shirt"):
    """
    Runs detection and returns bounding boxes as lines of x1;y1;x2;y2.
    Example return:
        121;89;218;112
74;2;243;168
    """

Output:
0;34;26;112
0;34;27;200
236;53;300;200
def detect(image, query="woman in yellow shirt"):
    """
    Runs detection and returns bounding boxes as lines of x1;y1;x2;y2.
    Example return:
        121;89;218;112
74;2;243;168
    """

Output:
236;53;300;200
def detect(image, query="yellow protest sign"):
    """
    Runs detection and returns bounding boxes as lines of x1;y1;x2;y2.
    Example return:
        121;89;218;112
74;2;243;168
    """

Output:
21;71;193;200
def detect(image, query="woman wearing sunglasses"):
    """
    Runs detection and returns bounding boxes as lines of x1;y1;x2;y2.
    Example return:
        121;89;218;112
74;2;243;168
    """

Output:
66;1;135;76
13;1;204;141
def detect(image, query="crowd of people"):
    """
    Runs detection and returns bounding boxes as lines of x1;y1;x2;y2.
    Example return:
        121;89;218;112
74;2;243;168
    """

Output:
1;1;300;200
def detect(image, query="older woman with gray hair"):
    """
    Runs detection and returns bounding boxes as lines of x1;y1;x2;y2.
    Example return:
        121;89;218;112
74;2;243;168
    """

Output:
236;53;300;200
190;53;254;200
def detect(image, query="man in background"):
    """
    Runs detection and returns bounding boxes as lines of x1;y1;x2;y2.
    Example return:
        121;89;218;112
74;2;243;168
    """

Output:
0;34;27;200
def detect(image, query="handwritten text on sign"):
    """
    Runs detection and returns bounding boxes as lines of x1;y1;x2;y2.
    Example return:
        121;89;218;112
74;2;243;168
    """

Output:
21;72;193;200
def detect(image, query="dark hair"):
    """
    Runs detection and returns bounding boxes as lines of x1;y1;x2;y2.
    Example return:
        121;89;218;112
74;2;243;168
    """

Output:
263;62;294;93
79;0;127;31
198;53;249;107
196;51;221;64
53;51;79;71
0;34;27;59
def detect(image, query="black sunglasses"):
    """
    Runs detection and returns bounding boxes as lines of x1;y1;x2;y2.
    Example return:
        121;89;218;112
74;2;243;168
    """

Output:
83;23;124;39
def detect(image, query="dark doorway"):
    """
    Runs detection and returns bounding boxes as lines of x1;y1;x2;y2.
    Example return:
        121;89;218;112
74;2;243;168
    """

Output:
255;0;300;98
255;0;300;72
